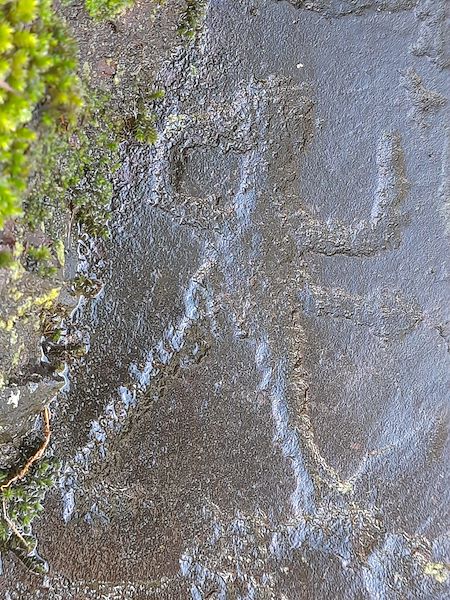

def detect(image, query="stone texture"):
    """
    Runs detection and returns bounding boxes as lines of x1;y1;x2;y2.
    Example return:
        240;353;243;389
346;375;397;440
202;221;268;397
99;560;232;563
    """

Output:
2;0;449;597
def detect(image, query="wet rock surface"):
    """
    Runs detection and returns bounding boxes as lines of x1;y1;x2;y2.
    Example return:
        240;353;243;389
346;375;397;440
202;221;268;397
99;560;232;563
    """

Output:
2;0;449;597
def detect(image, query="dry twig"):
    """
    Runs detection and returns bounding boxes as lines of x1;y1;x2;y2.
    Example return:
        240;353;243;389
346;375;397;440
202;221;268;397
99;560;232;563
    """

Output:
1;406;51;491
0;406;51;549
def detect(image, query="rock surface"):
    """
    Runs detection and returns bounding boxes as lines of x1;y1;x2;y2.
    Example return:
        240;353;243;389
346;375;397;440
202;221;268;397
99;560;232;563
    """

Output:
2;0;449;597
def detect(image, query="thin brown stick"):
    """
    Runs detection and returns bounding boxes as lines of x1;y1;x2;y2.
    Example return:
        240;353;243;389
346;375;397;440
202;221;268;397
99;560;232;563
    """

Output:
1;406;51;492
1;406;51;551
2;497;29;549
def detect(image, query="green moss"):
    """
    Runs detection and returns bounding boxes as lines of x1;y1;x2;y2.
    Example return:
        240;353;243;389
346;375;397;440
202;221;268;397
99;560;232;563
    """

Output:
148;89;165;101
26;245;51;263
84;0;134;20
0;457;59;574
25;86;122;240
133;111;158;145
126;89;166;146
0;250;14;268
0;0;82;230
178;0;207;41
71;272;102;297
24;244;57;276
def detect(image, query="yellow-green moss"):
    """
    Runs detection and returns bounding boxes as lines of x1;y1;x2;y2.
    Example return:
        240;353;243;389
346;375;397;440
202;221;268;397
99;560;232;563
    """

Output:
26;86;122;239
84;0;134;20
0;0;82;229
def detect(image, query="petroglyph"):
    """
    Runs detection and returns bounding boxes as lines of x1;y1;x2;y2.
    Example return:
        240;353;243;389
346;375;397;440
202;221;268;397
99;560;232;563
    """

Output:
401;68;447;129
280;0;417;17
299;283;422;339
116;61;421;532
412;0;448;68
11;2;447;596
124;60;444;600
288;131;408;257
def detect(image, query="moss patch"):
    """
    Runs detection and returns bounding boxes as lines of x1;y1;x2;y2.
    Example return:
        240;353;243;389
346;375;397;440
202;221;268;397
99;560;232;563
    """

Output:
26;85;122;240
0;457;59;574
84;0;135;20
178;0;207;41
0;0;82;229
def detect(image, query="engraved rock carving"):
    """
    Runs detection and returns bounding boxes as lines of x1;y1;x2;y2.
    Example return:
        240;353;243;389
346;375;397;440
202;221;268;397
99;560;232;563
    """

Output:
279;0;417;17
401;68;447;130
412;0;449;68
147;72;417;339
288;130;408;257
144;68;424;507
78;67;422;524
299;283;422;339
147;75;436;598
47;47;444;598
133;73;422;512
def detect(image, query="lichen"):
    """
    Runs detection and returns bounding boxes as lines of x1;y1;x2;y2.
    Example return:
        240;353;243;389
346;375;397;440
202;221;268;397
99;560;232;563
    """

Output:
424;561;449;584
11;341;25;368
